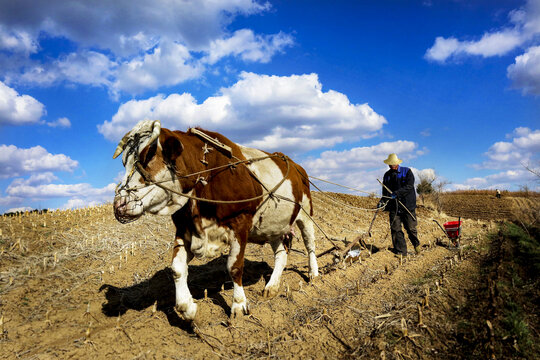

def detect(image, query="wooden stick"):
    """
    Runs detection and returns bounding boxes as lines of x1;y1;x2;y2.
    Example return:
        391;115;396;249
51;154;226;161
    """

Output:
316;246;338;258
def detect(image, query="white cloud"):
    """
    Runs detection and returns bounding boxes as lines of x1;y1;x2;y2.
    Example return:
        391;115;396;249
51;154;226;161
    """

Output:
0;145;78;178
113;41;203;95
302;140;420;195
425;31;524;63
0;25;37;54
0;0;269;55
507;45;540;95
425;0;540;63
98;72;387;154
0;196;24;209
472;127;540;173
304;140;418;174
464;30;523;57
453;168;538;191
5;206;33;213
61;198;99;210
9;172;59;186
0;81;45;125
513;127;540;150
3;180;116;210
6;181;115;199
47;117;71;128
0;0;290;95
425;37;461;62
205;29;294;64
17;50;117;88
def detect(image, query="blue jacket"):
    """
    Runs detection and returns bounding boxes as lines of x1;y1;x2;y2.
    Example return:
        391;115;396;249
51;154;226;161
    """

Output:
382;166;416;212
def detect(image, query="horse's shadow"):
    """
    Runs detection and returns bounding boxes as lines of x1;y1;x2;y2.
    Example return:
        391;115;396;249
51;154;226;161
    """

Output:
99;256;273;331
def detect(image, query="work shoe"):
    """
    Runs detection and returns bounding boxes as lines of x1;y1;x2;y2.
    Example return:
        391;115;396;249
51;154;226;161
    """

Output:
414;246;421;255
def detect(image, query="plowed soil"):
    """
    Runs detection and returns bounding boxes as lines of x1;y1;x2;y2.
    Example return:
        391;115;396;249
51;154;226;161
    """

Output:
440;194;537;222
0;193;535;359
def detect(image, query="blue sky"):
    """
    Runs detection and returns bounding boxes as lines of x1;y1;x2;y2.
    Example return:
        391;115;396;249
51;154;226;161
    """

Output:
0;0;538;213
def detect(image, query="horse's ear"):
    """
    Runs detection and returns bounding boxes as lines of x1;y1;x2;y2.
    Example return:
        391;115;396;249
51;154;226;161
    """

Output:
161;135;183;163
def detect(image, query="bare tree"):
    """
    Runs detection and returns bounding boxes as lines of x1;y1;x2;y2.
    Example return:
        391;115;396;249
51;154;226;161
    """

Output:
522;161;540;179
433;179;451;213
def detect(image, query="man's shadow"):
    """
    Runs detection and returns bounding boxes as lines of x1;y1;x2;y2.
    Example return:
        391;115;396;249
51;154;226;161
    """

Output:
99;256;273;331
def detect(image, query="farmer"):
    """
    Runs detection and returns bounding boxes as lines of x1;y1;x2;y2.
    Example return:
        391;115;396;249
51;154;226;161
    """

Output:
496;189;501;199
377;153;421;257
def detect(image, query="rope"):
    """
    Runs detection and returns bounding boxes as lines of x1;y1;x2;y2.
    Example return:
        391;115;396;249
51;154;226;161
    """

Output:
293;165;381;212
309;175;377;196
377;179;417;221
118;132;394;249
147;155;291;205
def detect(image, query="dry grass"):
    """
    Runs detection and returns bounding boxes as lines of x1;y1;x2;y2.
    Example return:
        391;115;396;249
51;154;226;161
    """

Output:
0;193;535;359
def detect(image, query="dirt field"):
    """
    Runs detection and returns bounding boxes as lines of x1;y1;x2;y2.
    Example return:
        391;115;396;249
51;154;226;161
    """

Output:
0;192;536;359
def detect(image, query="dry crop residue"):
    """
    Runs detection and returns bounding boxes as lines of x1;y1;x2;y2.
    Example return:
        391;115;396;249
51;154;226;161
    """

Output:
0;193;516;359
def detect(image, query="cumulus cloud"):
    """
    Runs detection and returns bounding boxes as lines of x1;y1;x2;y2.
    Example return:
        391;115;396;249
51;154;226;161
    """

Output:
205;29;294;64
0;25;37;54
0;0;269;55
304;141;418;173
98;72;387;153
5;206;33;213
9;172;59;186
473;127;540;170
301;140;421;195
507;45;540;95
0;148;115;211
425;0;540;63
16;50;116;88
47;117;71;128
14;45;202;95
0;196;24;209
425;30;523;63
6;181;115;199
0;0;292;95
0;145;78;178
0;81;45;125
426;0;540;96
113;41;203;95
453;168;538;191
3;181;116;210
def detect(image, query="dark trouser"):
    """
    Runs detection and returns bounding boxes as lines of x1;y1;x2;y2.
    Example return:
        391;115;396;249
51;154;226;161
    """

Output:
389;209;419;255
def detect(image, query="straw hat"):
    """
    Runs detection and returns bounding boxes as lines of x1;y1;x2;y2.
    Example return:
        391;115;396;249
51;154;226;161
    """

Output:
383;153;403;165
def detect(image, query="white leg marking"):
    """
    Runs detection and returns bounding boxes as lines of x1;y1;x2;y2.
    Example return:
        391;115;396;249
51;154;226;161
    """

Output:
263;239;288;298
171;239;197;320
227;238;248;318
297;217;319;278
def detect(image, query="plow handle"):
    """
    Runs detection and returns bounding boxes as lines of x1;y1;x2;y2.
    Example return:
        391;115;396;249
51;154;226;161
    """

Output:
432;219;452;241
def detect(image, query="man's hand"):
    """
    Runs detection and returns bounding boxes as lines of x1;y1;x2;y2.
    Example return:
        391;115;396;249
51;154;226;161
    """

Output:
390;193;397;199
377;198;387;209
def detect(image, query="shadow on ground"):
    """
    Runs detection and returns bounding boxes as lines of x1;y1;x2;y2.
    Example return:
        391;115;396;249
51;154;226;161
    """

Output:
99;256;273;330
